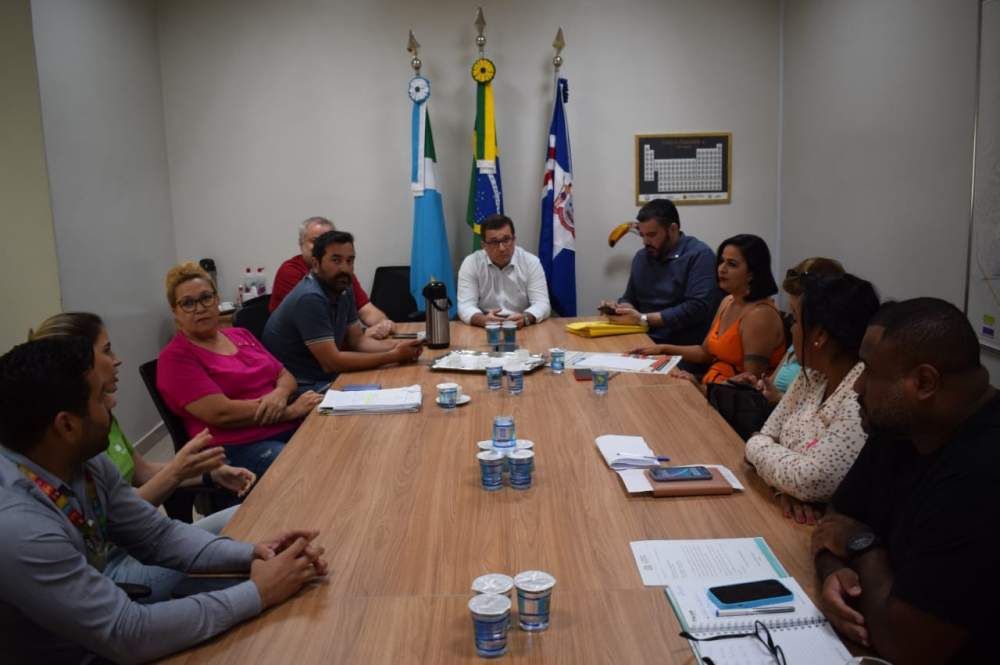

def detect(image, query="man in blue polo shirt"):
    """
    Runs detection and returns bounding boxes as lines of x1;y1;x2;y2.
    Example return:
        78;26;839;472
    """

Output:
600;199;720;346
263;230;424;392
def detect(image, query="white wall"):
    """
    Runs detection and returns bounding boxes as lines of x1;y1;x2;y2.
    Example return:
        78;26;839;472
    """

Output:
0;0;62;352
780;0;1000;381
158;0;780;311
31;0;178;441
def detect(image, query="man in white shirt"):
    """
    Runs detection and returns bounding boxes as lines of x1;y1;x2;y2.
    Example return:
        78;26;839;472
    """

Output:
457;214;552;328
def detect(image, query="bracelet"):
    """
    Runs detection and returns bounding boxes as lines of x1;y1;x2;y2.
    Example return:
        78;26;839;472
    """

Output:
202;471;215;488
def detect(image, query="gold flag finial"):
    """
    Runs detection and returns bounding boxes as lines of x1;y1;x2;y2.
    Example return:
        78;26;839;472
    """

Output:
407;29;421;73
552;26;565;69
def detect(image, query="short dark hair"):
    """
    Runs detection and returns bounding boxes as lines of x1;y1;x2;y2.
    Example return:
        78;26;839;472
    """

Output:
874;297;980;373
480;214;515;237
799;274;880;356
0;338;95;453
312;230;355;262
716;234;778;302
636;199;680;229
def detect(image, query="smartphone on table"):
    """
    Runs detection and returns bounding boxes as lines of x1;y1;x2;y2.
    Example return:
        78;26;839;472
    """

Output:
707;579;794;610
648;466;713;482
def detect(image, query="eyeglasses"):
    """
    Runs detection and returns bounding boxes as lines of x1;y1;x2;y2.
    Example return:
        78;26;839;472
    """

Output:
680;620;787;665
482;235;515;248
176;292;218;313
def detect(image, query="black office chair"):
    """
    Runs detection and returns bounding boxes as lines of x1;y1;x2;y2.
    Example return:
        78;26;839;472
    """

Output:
369;266;423;323
232;293;271;341
138;360;234;522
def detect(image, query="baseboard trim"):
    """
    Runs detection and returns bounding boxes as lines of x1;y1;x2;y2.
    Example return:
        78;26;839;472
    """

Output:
134;421;167;455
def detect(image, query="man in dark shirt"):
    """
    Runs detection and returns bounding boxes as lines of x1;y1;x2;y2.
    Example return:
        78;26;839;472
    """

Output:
811;297;999;664
263;230;424;392
600;199;720;346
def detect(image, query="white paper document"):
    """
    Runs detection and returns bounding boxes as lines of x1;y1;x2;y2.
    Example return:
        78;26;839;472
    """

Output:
568;352;682;375
318;385;422;414
595;434;664;469
629;538;788;587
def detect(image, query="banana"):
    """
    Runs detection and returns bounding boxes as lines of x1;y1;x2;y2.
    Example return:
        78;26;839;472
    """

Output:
608;222;640;247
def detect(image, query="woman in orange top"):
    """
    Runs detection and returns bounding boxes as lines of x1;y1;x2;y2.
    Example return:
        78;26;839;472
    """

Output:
632;234;786;385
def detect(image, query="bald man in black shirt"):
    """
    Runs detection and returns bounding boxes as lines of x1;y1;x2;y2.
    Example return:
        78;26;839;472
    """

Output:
811;298;999;665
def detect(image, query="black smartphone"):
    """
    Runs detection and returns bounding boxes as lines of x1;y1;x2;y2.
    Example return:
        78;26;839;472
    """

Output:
598;304;616;315
573;368;592;381
707;579;793;609
391;332;420;339
648;466;713;482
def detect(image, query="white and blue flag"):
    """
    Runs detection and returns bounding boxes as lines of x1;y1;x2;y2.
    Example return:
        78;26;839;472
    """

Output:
410;88;456;317
539;77;576;316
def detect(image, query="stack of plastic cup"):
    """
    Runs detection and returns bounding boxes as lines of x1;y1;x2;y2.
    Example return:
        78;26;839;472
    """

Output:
468;593;511;657
549;348;565;374
501;321;517;351
485;359;504;391
592;368;609;396
507;450;535;489
485;322;501;351
514;570;557;632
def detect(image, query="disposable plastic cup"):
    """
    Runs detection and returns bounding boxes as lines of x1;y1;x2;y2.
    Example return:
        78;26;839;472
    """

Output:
508;449;535;490
514;570;556;632
468;593;511;657
592;368;609;396
477;450;505;491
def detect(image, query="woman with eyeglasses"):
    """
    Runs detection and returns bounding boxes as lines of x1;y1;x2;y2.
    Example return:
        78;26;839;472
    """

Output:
631;234;786;386
745;272;879;525
156;262;322;478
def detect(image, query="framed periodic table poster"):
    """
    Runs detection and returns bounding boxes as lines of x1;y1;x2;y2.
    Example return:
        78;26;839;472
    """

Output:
635;132;732;206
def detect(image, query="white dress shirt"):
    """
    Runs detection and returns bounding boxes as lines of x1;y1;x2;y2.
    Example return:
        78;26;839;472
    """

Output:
457;246;552;324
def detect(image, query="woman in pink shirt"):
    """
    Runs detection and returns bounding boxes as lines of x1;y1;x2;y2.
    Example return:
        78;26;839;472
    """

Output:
157;262;322;477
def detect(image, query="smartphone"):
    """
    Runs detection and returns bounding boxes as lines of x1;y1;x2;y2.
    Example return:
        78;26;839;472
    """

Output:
573;368;592;381
648;466;713;482
707;579;794;610
598;304;616;315
391;332;420;339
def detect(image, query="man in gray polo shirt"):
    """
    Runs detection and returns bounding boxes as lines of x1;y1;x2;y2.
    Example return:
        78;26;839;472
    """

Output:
0;337;328;664
263;230;424;392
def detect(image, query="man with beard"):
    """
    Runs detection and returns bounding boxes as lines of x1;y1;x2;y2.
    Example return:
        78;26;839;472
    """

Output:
0;338;328;663
600;199;719;346
811;298;999;664
263;230;424;392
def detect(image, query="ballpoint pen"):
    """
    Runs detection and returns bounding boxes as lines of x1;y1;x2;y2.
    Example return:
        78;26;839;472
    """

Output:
715;605;795;618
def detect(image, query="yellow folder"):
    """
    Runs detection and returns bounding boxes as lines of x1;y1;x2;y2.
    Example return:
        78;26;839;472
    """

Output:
565;321;649;338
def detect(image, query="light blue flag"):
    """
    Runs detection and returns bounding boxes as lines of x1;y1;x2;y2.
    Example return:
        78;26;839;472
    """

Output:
410;88;456;317
539;78;576;316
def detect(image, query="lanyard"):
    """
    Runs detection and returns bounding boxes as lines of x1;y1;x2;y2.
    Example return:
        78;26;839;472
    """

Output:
18;464;110;568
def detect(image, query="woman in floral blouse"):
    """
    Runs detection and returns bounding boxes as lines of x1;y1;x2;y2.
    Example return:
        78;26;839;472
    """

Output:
745;272;879;524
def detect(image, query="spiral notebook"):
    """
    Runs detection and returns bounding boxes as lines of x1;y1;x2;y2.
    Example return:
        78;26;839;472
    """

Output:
666;576;852;663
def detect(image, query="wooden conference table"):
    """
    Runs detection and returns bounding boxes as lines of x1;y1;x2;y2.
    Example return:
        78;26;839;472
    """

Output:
163;318;819;664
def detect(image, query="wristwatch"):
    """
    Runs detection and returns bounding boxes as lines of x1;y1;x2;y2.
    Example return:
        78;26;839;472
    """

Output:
846;531;880;560
639;313;649;329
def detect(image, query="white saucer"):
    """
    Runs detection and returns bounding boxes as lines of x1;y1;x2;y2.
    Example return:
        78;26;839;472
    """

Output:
437;394;471;406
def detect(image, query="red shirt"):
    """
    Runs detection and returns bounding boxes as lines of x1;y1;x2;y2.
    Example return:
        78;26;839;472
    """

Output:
269;255;369;313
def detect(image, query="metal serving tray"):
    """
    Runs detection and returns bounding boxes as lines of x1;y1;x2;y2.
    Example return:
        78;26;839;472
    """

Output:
429;349;547;373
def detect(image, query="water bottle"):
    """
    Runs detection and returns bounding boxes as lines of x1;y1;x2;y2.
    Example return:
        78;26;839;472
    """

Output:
255;266;268;295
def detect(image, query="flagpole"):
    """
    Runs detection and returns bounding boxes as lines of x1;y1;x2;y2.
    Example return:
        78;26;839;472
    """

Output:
552;26;565;88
